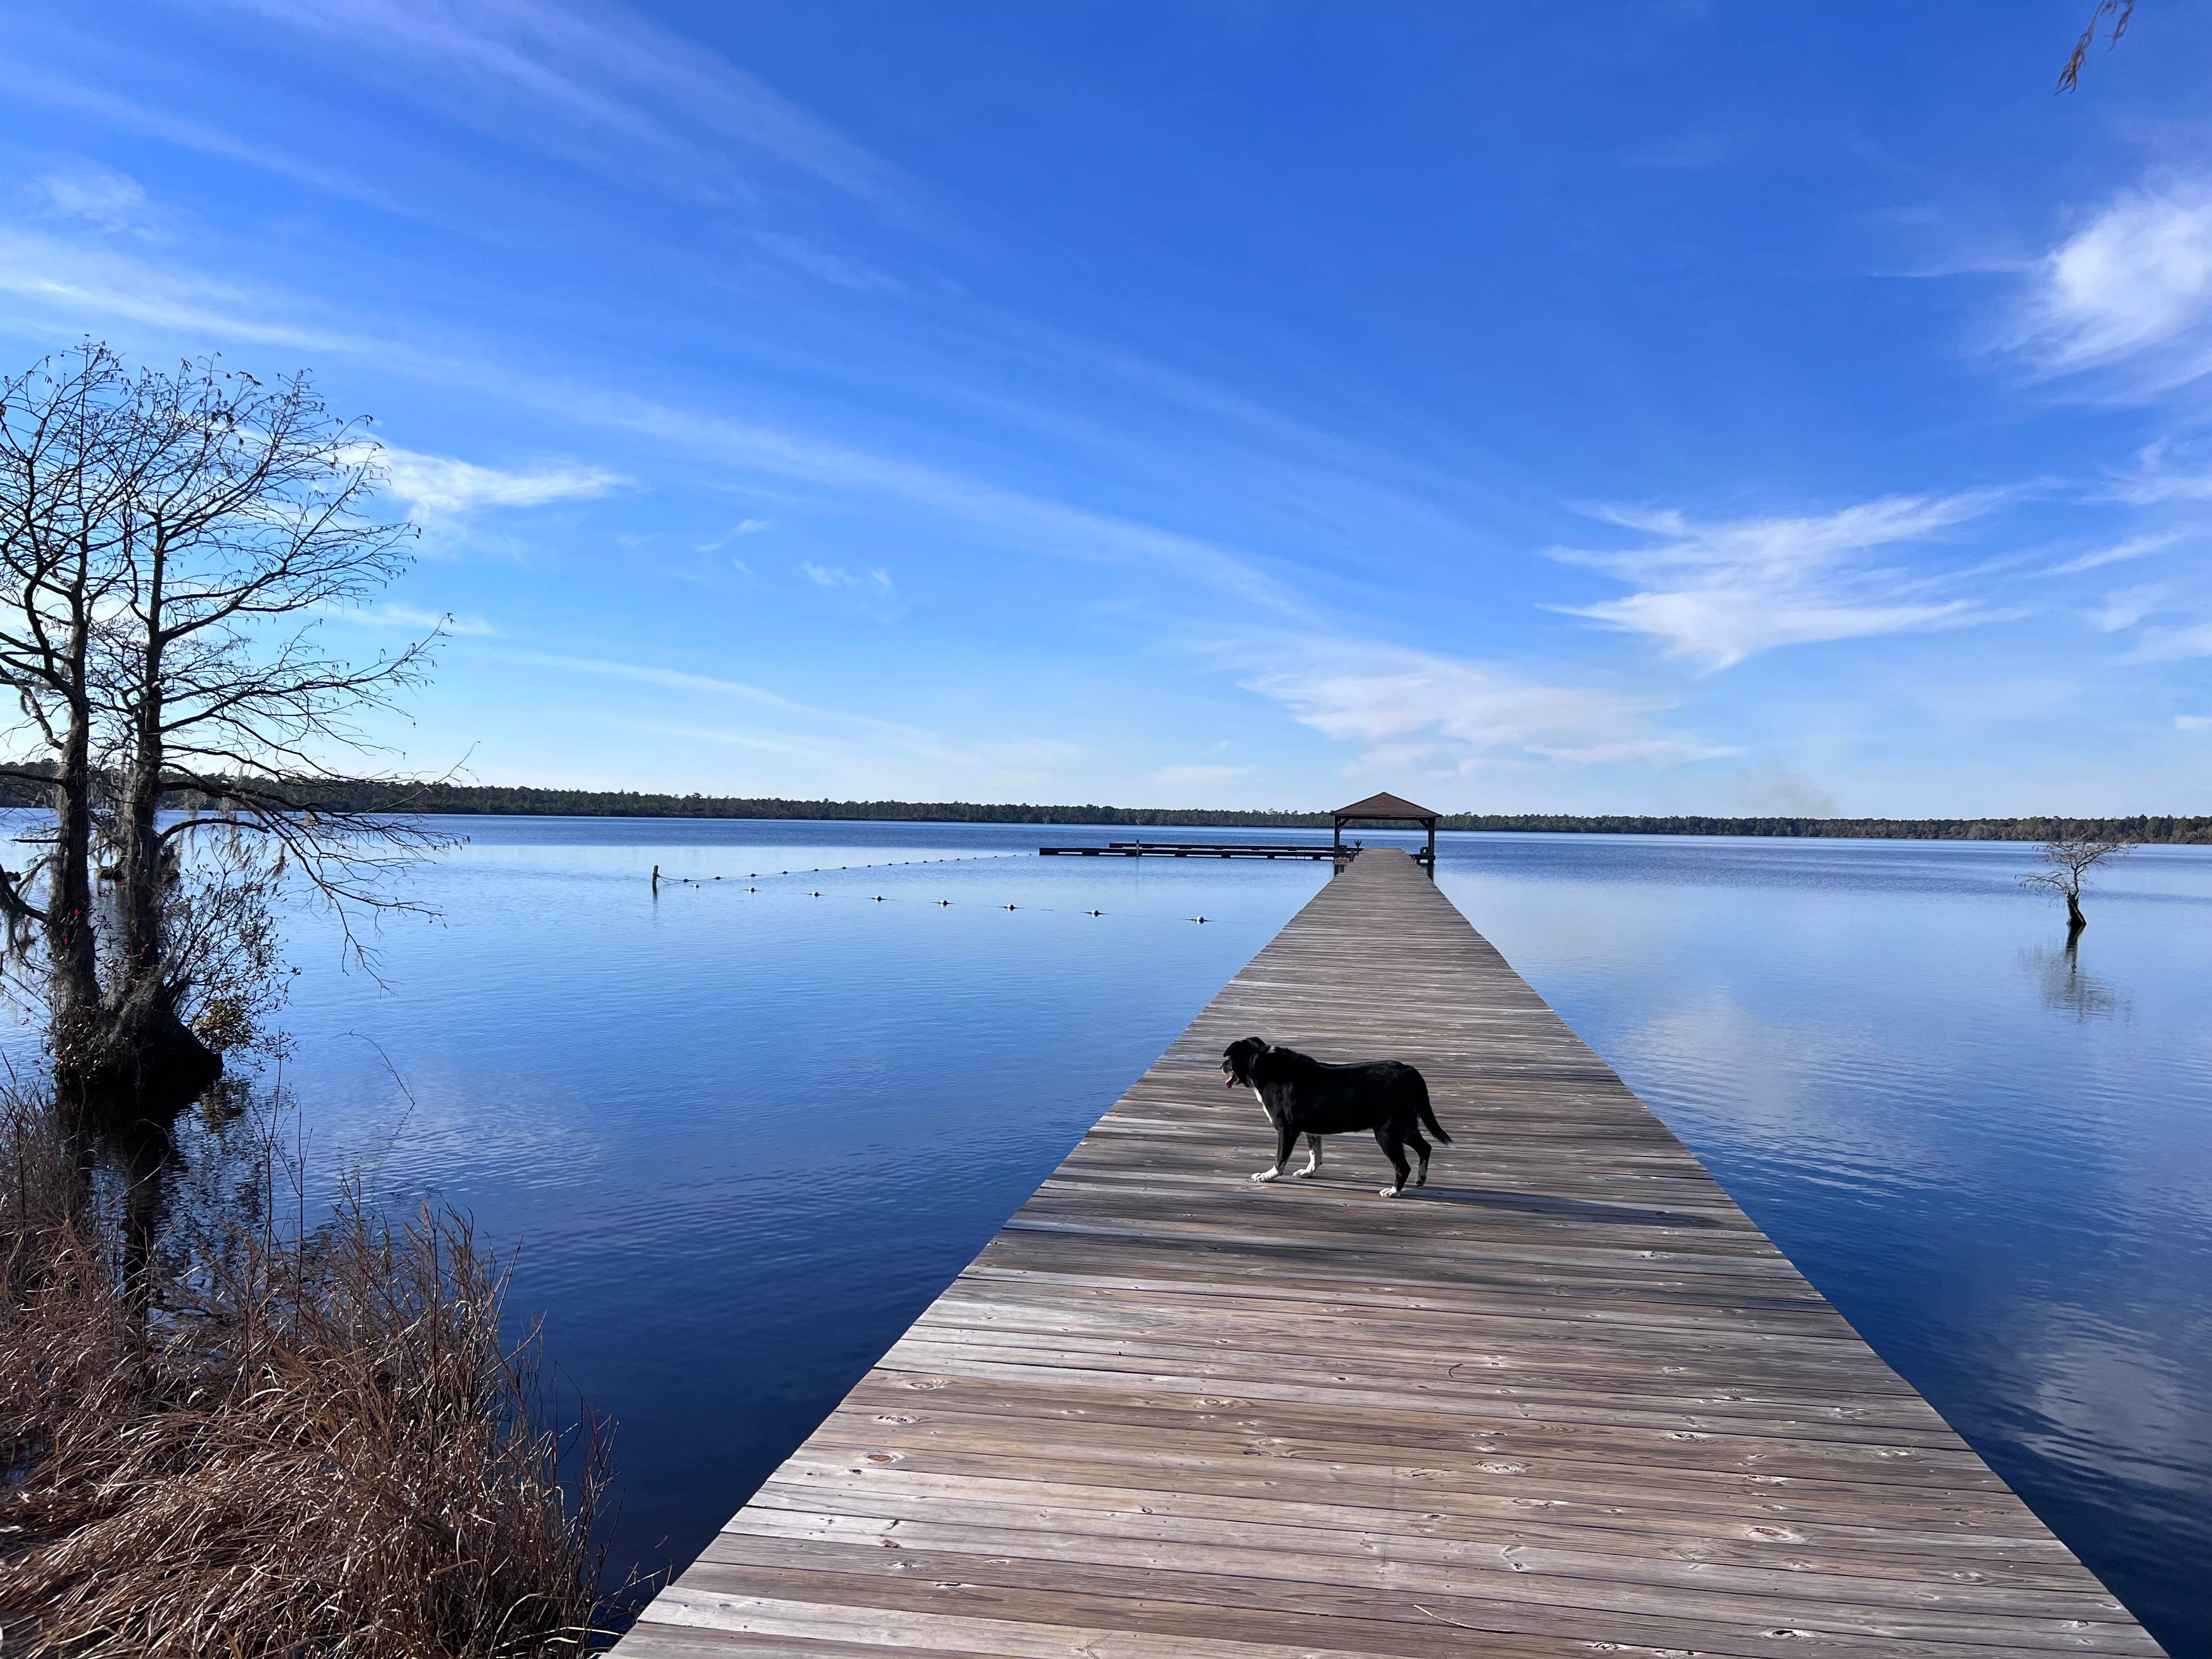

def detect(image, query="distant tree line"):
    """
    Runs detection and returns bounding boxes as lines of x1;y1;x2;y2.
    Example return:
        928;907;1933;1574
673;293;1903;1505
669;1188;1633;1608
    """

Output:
6;767;2202;844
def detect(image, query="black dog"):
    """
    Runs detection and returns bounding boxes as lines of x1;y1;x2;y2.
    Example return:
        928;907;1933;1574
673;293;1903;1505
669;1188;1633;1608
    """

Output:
1220;1037;1451;1198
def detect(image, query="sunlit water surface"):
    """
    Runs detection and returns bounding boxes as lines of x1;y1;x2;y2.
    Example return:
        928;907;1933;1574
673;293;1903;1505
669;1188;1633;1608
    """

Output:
10;819;2206;1653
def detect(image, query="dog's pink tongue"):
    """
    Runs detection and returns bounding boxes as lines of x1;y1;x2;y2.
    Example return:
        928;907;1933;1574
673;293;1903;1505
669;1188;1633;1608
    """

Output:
1223;1077;1236;1088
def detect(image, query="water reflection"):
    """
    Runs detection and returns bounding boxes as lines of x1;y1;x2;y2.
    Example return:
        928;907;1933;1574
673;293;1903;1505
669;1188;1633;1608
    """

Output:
2022;938;2129;1022
77;1073;273;1300
10;821;2202;1657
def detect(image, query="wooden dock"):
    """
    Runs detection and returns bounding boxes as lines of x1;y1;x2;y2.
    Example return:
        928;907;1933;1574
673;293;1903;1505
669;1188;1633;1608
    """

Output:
616;850;2160;1658
1039;841;1344;860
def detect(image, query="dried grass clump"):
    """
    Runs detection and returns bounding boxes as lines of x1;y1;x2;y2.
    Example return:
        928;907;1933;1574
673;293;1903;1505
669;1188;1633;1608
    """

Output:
1;1094;608;1658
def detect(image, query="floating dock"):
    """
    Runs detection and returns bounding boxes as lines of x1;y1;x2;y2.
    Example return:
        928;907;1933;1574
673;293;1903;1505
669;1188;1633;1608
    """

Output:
615;849;2159;1657
1039;840;1344;860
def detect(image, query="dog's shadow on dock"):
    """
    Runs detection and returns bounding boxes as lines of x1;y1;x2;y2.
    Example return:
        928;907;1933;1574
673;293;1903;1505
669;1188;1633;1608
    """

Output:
1399;1185;1731;1229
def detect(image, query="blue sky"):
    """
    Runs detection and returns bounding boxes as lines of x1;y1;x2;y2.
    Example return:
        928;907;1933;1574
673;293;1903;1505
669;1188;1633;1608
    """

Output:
3;2;2209;814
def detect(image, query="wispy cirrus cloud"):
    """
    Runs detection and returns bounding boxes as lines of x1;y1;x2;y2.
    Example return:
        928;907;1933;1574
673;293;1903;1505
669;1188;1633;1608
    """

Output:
319;601;500;636
1151;763;1254;789
494;650;1078;785
2106;435;2212;505
2008;179;2212;390
2045;527;2196;572
26;160;153;233
1550;493;2004;669
0;224;363;353
476;647;943;742
697;520;770;551
374;445;626;521
1243;637;1734;773
2125;619;2212;662
2090;584;2165;634
208;0;907;213
573;392;1311;615
799;562;891;592
0;214;1310;617
0;56;426;218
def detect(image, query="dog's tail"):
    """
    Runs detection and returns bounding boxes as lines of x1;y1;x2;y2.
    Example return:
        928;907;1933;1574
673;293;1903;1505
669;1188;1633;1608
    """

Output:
1414;1073;1452;1144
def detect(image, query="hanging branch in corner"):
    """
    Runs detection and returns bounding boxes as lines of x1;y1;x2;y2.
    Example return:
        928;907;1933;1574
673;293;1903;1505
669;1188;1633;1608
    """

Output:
2058;0;2138;92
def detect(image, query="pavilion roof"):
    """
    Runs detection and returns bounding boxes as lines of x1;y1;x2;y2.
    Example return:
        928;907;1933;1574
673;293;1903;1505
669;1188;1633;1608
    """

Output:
1333;791;1440;823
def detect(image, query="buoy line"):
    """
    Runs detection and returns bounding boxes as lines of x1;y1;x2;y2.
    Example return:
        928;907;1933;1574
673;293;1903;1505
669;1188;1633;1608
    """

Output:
650;849;1305;926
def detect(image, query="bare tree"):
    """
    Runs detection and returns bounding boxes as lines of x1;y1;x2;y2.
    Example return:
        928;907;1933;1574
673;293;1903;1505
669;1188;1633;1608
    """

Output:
2058;0;2137;91
2019;836;2134;933
0;347;137;1099
0;345;444;1112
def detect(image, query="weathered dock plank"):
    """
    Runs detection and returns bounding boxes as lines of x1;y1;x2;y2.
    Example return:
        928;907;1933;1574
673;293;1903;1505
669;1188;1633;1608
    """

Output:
614;850;2159;1657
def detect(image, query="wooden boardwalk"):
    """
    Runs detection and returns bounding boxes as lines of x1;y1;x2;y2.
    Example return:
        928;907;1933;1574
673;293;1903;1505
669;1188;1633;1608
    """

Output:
616;850;2159;1658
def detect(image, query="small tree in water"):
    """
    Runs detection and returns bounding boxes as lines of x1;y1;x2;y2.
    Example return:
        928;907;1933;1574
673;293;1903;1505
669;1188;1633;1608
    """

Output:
0;343;444;1114
2020;836;2135;934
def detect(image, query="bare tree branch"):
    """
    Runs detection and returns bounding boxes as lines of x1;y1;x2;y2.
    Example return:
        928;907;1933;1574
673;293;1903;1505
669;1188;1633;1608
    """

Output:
2058;0;2137;92
0;345;447;1105
2019;836;2134;930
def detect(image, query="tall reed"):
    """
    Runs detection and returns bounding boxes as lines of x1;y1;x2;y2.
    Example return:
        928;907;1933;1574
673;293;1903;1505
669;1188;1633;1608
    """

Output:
1;1091;610;1657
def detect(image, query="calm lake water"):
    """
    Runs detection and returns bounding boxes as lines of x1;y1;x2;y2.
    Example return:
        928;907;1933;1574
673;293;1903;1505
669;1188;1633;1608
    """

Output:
17;818;2209;1653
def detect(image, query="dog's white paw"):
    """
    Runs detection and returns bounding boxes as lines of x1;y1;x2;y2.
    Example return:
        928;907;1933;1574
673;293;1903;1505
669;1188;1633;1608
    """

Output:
1378;1185;1403;1199
1250;1169;1282;1183
1293;1165;1320;1178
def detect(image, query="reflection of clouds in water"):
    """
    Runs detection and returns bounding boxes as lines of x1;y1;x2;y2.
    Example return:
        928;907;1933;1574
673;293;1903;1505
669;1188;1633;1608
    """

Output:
1442;871;1677;974
1602;991;1957;1183
305;1071;624;1209
2021;941;2130;1023
2016;1310;2212;1494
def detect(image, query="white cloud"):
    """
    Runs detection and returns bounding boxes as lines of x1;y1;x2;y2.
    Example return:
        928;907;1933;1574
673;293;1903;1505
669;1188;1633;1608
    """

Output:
2108;437;2212;505
1150;764;1254;789
477;647;941;743
582;393;1305;614
631;720;862;760
28;160;150;232
799;562;892;592
1550;493;2001;669
0;220;1303;619
0;225;362;353
374;445;625;520
2090;584;2163;633
0;60;425;219
747;230;906;294
2011;180;2212;386
211;0;906;212
484;650;1078;786
2177;715;2211;732
320;601;500;636
697;518;771;551
2046;528;2195;572
2127;620;2212;662
1245;638;1735;772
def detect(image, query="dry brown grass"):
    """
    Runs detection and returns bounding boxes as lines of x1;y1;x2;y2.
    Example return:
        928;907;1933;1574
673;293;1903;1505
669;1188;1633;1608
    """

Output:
1;1092;610;1658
